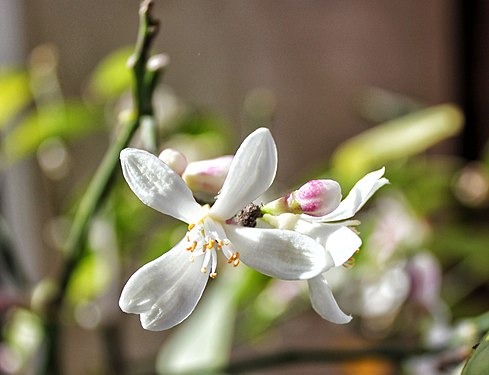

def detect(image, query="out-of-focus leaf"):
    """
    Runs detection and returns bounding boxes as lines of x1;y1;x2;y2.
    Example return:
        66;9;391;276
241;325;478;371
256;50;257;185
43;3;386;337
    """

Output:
4;308;43;367
0;69;31;129
355;87;423;124
67;217;118;304
87;46;134;99
238;279;304;341
66;251;112;304
331;104;464;182
462;330;489;375
4;101;102;161
386;157;460;216
156;267;251;375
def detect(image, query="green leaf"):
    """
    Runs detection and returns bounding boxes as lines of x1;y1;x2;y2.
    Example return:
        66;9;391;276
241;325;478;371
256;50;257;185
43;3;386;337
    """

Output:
66;251;112;303
331;104;464;183
0;68;31;129
87;46;134;99
462;330;489;375
156;268;250;375
4;308;43;363
4;101;102;161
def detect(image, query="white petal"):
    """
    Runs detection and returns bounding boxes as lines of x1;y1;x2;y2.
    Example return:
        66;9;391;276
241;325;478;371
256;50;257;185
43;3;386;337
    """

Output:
119;239;209;331
308;274;352;324
224;225;332;280
121;148;202;223
312;167;389;222
324;226;362;266
294;220;362;267
210;128;277;220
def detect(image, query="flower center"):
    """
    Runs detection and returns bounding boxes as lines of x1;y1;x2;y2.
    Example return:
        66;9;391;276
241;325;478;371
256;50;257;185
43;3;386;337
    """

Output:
184;214;239;279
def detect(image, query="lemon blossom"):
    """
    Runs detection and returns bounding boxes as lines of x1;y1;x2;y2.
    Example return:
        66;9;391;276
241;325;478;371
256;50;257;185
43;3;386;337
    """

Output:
263;168;388;324
119;128;330;331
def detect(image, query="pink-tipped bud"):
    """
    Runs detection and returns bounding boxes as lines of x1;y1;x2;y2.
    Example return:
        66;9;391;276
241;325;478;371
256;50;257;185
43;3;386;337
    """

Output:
290;179;342;216
182;156;233;194
262;179;341;217
158;148;188;176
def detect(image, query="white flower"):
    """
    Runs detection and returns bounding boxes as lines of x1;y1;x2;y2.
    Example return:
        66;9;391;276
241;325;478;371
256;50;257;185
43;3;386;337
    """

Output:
263;168;388;324
119;128;330;330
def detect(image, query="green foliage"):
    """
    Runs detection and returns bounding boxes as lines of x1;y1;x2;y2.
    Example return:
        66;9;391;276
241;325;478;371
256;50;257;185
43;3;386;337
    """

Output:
66;250;113;303
87;46;134;100
4;101;103;161
387;157;459;216
462;330;489;375
0;69;31;129
156;268;245;375
331;104;464;183
4;308;43;368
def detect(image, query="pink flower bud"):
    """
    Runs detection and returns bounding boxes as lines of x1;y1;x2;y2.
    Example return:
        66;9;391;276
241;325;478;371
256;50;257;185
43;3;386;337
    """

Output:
291;179;342;216
262;179;342;217
182;156;233;194
158;148;188;176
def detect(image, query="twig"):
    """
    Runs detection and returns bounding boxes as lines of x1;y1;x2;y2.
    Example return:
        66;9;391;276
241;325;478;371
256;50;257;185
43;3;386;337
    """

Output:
38;2;163;374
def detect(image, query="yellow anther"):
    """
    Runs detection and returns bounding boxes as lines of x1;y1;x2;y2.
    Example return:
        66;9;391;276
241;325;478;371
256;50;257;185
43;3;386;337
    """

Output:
186;241;197;251
188;223;195;230
227;252;240;265
201;267;207;273
206;240;216;249
210;272;218;279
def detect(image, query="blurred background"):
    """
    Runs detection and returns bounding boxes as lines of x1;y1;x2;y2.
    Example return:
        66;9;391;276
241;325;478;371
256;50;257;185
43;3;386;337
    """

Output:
1;1;489;374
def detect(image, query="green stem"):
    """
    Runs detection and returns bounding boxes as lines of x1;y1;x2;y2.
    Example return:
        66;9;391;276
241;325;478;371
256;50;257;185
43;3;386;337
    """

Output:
38;1;161;374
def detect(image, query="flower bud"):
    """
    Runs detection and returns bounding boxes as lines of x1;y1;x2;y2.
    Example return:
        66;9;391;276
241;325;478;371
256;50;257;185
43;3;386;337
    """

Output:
291;179;342;216
158;148;187;176
263;179;341;217
182;156;233;194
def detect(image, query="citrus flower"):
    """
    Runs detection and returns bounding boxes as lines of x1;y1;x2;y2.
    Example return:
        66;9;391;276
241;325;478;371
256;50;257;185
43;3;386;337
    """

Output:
263;168;388;323
119;128;330;330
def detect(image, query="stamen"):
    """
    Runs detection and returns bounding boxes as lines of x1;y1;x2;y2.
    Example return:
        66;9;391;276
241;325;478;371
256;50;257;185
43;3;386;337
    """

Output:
227;251;240;267
211;248;218;275
201;267;207;273
210;272;217;279
188;223;195;230
202;249;212;270
186;241;197;251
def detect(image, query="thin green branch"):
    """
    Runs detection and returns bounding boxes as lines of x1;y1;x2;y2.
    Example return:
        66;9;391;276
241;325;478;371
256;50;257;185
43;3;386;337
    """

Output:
38;1;162;374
